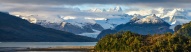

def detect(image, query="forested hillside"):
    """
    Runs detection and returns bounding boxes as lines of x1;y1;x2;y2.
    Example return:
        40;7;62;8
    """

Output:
95;21;191;51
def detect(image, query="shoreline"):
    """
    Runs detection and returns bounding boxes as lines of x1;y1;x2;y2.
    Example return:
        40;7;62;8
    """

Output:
0;46;95;51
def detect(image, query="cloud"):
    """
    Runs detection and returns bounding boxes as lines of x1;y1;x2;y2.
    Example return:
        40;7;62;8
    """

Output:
0;0;191;23
1;3;109;22
0;0;191;8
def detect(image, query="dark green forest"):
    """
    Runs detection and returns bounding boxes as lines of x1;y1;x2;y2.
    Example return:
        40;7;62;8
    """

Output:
95;22;191;51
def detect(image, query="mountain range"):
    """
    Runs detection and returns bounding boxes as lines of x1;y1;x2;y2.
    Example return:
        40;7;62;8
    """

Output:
97;14;174;39
10;7;191;38
0;12;97;42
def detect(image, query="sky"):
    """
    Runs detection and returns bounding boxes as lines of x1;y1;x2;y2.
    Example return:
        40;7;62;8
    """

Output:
1;0;191;11
0;0;191;22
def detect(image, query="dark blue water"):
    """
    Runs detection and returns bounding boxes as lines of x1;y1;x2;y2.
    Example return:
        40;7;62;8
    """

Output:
0;42;97;48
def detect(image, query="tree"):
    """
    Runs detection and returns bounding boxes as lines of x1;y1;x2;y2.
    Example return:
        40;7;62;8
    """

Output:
95;31;191;51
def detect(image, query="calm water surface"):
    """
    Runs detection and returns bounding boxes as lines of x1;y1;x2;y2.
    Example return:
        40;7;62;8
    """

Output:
0;42;97;48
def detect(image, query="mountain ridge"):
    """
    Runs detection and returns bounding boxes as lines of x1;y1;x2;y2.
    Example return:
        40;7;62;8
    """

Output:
0;12;97;42
97;14;173;39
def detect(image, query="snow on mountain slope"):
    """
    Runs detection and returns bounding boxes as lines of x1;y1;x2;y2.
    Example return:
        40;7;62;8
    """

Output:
53;14;131;38
79;29;101;38
10;10;132;38
135;14;165;24
126;8;191;30
170;19;191;30
10;7;191;38
161;8;187;23
61;17;97;28
95;14;132;29
130;14;144;22
126;8;190;22
160;9;191;30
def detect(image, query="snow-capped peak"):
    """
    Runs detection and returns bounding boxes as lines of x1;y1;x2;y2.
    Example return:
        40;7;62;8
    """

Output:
114;6;122;12
131;14;143;22
109;6;122;12
135;14;164;24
